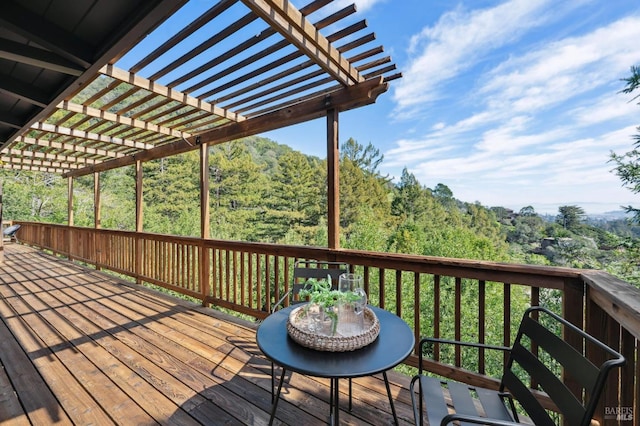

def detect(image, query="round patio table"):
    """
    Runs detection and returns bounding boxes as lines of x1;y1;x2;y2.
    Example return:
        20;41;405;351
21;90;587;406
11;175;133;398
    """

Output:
257;305;414;425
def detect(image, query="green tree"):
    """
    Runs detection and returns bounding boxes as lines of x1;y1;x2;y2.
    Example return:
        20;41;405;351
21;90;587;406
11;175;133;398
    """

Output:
209;142;266;240
0;170;67;223
341;137;385;176
143;152;200;236
262;151;323;242
339;155;390;230
519;205;537;217
391;168;431;221
556;205;585;230
610;65;640;222
432;183;453;200
507;213;545;246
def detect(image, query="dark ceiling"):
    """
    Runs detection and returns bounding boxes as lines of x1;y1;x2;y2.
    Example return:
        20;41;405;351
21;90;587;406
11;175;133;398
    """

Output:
0;0;187;148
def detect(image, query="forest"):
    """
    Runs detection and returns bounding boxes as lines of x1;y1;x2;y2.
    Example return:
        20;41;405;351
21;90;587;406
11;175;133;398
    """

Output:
1;135;639;287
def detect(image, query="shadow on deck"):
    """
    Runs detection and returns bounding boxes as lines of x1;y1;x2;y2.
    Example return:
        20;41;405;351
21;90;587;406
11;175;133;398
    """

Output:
0;244;414;425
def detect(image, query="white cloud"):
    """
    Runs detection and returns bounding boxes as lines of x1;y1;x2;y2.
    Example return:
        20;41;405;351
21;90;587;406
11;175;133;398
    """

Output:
392;0;554;114
479;16;640;116
570;92;639;126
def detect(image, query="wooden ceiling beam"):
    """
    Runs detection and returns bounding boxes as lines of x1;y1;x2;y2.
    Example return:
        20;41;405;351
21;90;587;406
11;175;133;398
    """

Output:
0;72;50;107
58;101;191;139
130;0;239;74
1;163;68;174
241;0;362;86
0;0;189;151
194;11;365;101
149;12;259;82
171;0;341;91
0;38;84;76
63;76;387;178
0;1;93;67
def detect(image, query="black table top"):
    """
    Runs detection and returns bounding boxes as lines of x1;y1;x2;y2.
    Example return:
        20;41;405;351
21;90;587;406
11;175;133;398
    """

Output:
257;305;415;379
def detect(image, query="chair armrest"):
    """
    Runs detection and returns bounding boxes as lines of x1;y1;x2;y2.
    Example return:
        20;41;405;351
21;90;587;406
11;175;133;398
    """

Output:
442;414;527;425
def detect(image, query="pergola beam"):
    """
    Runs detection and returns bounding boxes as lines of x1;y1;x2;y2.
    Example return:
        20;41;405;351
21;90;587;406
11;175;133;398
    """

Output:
15;136;126;159
0;162;69;174
4;147;99;165
30;122;155;151
0;156;81;170
241;0;362;86
101;65;243;123
58;100;191;139
63;76;387;178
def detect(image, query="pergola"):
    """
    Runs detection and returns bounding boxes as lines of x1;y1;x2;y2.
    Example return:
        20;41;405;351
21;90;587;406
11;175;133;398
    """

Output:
0;0;398;248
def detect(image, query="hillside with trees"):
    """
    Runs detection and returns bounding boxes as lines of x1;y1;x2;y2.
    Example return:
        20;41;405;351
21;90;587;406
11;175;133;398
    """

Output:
1;135;638;286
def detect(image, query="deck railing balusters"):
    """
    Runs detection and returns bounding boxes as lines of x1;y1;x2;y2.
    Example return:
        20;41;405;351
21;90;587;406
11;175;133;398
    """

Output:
13;221;639;424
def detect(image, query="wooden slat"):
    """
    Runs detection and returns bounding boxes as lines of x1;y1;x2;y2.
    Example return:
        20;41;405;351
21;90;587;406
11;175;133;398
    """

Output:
418;376;450;425
101;65;242;123
241;0;362;85
31;122;154;151
58;101;190;139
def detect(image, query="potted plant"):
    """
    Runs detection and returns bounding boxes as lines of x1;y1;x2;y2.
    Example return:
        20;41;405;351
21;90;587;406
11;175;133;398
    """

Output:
298;276;361;335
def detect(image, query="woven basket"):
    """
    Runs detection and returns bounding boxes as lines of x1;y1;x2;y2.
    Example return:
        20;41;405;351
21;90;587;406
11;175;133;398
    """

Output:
287;305;380;352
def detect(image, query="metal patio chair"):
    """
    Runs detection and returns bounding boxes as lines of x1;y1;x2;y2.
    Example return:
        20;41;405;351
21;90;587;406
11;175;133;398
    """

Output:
410;306;625;426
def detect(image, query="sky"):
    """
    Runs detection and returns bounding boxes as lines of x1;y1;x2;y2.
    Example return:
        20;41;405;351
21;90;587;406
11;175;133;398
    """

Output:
261;0;640;215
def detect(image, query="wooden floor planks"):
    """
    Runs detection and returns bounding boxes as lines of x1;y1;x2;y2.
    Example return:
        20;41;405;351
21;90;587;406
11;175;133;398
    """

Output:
0;244;414;425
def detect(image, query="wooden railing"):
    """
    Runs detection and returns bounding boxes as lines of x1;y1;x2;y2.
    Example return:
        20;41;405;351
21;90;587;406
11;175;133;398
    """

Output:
14;221;640;425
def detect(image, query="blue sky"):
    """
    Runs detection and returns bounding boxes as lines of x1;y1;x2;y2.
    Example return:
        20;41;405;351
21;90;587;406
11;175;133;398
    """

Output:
262;0;640;215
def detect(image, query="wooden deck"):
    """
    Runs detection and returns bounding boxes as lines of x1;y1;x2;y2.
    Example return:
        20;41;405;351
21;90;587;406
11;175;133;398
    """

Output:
0;244;415;425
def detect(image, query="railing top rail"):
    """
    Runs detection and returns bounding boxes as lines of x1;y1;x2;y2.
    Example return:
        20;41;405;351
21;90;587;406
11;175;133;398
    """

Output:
581;270;640;339
16;221;583;287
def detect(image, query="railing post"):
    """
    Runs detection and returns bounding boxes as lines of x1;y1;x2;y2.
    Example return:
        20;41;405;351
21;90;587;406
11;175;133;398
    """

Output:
67;177;74;261
135;160;143;284
585;292;609;425
200;242;210;307
563;278;585;425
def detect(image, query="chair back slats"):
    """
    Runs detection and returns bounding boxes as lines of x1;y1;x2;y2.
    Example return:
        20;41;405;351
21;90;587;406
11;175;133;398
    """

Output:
293;266;345;282
512;307;625;426
274;260;348;309
292;261;348;293
508;342;585;424
501;369;556;426
520;316;599;391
